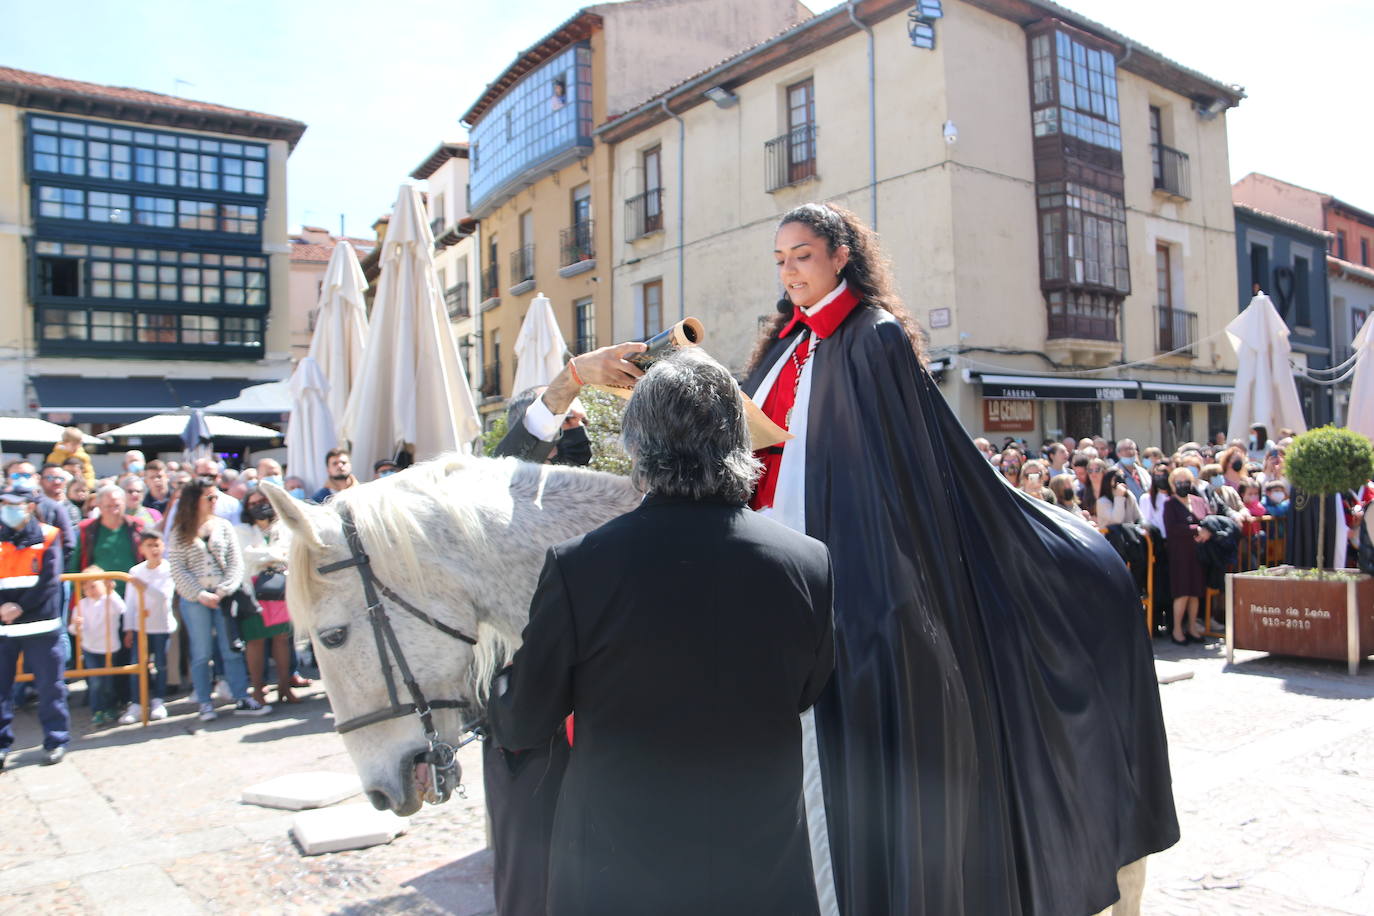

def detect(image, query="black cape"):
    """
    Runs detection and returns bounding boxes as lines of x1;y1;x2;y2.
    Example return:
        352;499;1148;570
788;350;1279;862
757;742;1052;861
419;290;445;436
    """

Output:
744;306;1179;915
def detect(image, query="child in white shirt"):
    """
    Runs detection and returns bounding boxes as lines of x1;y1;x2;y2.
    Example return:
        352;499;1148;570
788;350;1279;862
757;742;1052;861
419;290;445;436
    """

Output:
70;566;125;726
120;532;177;723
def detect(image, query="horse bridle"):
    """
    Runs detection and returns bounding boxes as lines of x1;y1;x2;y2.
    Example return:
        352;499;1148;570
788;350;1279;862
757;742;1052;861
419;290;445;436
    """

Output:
316;505;484;805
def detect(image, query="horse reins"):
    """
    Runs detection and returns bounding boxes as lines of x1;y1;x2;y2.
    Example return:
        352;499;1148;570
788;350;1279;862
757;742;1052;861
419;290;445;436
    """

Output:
316;505;485;805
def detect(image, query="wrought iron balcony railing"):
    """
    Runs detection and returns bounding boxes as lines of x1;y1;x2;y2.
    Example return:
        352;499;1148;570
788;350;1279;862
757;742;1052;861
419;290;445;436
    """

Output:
481;361;502;398
560;220;594;267
1151;143;1191;200
765;124;818;193
445;282;470;320
510;245;534;285
1155;305;1197;355
481;263;499;301
625;188;663;240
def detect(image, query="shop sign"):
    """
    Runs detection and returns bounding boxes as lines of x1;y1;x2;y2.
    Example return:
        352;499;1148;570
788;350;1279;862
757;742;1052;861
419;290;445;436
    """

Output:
983;398;1035;431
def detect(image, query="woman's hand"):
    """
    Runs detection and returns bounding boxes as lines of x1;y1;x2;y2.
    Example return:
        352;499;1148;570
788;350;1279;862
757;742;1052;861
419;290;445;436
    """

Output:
1194;528;1212;543
1114;483;1129;499
0;602;22;624
198;590;220;608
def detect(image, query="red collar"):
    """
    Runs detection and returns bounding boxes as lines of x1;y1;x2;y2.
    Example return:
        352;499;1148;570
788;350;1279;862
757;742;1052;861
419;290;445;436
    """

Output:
778;284;862;339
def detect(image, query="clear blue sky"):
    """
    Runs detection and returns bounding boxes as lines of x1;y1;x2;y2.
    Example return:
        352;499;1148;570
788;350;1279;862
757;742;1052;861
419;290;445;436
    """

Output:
3;0;1369;237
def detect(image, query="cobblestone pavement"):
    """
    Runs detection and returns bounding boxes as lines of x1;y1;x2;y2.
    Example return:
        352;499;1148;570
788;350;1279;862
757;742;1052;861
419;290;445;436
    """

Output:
1;641;1371;914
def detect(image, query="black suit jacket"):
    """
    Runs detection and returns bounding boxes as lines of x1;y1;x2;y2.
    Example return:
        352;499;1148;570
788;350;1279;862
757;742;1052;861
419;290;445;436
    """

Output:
490;494;834;916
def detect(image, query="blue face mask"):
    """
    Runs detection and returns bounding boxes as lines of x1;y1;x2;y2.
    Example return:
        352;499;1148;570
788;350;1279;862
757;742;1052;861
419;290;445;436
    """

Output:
1186;465;1199;478
9;473;34;484
261;475;283;489
378;470;396;478
127;462;144;475
0;504;28;529
288;487;306;500
1118;456;1135;466
1142;458;1153;470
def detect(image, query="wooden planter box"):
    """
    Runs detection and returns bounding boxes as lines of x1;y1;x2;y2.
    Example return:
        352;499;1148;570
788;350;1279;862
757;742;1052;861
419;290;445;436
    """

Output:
1226;568;1374;675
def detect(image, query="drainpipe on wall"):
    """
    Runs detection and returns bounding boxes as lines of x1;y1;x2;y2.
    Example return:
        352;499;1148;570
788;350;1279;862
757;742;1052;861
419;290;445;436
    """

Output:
660;98;686;321
472;221;484;397
847;1;877;229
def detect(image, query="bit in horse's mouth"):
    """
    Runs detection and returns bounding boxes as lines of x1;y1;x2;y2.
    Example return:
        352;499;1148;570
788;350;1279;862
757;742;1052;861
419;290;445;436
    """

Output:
413;755;434;802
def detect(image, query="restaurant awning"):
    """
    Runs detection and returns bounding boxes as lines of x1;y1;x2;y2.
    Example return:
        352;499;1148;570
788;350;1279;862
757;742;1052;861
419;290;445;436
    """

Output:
30;376;262;424
1137;381;1234;404
971;373;1139;402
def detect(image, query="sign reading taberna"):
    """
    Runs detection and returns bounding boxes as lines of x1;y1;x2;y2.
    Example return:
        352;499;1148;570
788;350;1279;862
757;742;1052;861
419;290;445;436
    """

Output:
974;374;1139;402
973;374;1235;405
1138;381;1234;404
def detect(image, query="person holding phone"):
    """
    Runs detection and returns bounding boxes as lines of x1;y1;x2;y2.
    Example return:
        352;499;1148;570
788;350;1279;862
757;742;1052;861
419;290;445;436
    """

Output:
1097;467;1143;526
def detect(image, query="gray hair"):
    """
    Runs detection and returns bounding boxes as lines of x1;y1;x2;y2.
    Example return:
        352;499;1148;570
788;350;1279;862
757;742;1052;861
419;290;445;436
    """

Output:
94;483;124;503
621;348;761;504
505;387;544;430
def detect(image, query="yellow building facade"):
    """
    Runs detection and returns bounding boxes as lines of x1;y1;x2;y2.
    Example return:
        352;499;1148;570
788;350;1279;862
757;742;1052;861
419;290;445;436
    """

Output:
462;0;811;411
601;0;1244;449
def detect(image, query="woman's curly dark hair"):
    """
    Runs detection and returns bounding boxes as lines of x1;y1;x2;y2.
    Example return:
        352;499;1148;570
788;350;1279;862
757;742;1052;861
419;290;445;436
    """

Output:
746;202;925;372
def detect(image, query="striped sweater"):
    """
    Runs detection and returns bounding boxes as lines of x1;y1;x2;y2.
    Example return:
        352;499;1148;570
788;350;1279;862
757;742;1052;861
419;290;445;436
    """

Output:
167;515;244;601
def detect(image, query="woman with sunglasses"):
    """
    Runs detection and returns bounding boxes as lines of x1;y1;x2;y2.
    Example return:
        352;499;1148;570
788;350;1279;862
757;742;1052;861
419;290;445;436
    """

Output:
166;478;270;721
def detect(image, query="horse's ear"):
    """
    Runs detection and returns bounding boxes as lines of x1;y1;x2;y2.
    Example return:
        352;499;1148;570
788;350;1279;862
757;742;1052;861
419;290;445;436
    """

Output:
260;481;324;548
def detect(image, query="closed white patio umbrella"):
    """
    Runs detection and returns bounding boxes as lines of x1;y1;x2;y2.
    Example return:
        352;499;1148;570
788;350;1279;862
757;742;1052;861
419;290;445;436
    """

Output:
1226;293;1308;442
1343;312;1374;442
309;237;370;426
339;184;480;469
512;293;569;395
284;357;337;494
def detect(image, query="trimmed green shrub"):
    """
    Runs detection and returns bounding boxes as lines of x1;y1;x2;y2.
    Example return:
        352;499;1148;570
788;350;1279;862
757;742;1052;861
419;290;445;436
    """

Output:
1283;425;1374;569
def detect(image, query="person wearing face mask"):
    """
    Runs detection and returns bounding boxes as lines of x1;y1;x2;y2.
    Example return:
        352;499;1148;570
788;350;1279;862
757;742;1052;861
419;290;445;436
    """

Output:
282;476;308;501
1113;439;1149;499
372;459;399;479
122;450;146;477
492;341;650;464
235;490;295;706
0;481;69;767
255;458;284;491
311;449;357;504
1163;467;1211;645
1247;424;1276;464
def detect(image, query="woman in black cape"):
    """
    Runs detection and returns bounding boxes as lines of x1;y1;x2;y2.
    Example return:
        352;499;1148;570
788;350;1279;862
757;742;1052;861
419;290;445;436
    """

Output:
742;203;1179;915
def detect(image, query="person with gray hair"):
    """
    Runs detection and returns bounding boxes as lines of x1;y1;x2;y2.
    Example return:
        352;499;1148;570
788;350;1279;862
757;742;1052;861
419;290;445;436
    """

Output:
490;348;835;916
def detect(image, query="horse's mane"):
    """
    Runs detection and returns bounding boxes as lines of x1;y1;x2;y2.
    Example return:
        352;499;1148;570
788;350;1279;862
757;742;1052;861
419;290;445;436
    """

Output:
286;452;641;701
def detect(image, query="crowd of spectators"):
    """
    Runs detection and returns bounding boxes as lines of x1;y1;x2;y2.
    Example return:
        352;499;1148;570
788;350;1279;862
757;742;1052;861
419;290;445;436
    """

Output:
972;424;1374;645
1;432;394;750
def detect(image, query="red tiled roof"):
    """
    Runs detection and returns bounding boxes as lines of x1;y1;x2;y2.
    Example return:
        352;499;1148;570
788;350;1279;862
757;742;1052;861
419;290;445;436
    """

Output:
290;237;373;263
0;65;307;149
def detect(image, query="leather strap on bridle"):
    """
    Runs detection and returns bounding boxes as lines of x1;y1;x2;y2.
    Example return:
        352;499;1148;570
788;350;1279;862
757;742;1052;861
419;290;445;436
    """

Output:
316;506;478;740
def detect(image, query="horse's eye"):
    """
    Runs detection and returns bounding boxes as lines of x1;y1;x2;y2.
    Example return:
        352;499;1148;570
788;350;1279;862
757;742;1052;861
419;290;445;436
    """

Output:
318;625;348;649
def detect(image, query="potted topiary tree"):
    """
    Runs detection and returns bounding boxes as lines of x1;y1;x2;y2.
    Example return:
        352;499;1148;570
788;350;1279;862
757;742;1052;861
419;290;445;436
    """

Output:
1283;425;1374;570
1227;426;1374;674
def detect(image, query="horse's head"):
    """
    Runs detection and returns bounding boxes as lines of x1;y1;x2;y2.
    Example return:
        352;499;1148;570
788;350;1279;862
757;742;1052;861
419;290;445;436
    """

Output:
261;454;641;815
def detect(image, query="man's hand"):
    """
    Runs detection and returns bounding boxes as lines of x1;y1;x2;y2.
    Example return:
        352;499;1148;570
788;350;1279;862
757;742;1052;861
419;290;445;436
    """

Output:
0;602;21;624
541;342;648;415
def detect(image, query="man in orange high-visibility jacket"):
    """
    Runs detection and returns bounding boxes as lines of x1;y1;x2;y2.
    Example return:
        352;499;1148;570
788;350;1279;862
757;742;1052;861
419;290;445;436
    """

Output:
0;481;67;768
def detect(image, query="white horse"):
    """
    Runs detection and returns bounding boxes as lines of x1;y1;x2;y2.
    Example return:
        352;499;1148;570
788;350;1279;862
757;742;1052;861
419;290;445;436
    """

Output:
261;455;641;816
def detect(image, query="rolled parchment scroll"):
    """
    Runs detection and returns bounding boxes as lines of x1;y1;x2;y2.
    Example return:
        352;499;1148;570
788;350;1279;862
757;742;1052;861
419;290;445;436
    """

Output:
597;316;791;451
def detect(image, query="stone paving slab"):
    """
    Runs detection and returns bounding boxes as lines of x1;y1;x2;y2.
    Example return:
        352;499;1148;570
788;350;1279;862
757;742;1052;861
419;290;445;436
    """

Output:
291;803;409;855
80;863;201;916
0;644;1370;913
241;771;361;810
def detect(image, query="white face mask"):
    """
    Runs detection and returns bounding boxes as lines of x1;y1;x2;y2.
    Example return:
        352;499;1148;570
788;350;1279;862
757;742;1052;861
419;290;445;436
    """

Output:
0;504;28;529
